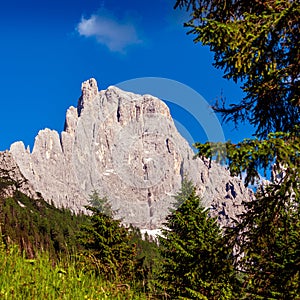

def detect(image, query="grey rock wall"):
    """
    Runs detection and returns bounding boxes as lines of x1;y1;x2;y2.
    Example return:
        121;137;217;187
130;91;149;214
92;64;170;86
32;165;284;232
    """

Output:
7;78;252;229
0;151;38;199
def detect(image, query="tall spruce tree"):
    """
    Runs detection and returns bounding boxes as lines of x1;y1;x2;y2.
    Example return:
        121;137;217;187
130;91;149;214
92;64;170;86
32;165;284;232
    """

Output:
158;180;238;299
231;184;300;298
175;0;300;297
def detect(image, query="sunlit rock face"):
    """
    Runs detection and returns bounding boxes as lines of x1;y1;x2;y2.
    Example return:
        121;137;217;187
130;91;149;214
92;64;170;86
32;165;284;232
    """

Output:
0;151;38;199
8;78;252;229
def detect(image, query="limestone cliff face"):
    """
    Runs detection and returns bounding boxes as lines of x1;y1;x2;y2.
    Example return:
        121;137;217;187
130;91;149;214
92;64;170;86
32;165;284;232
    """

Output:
9;78;252;229
0;151;38;199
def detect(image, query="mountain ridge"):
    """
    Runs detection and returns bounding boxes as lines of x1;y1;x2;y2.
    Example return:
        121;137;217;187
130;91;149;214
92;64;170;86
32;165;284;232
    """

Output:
3;78;252;229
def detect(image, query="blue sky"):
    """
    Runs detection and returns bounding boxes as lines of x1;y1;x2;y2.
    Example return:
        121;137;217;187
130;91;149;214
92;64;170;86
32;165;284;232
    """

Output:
0;0;254;151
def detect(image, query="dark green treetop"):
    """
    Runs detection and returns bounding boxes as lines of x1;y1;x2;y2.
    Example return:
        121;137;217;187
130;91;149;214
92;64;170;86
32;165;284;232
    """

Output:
88;190;114;217
78;205;135;281
158;179;238;299
227;182;300;298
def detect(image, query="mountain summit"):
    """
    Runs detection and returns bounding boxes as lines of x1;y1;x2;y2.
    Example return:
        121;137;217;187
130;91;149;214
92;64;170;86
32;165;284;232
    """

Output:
7;79;251;229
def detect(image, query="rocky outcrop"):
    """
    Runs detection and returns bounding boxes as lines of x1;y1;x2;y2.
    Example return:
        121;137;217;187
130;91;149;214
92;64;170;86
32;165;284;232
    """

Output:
8;78;252;229
0;151;38;199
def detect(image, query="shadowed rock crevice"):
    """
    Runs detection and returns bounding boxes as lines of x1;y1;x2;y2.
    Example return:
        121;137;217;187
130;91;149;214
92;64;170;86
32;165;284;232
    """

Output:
117;99;121;122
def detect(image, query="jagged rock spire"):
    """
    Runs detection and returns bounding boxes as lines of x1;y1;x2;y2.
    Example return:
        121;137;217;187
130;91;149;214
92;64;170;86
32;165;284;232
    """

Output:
77;78;99;116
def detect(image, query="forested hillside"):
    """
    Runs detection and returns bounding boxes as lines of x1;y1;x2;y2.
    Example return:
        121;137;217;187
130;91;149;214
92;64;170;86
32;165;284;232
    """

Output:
0;190;87;258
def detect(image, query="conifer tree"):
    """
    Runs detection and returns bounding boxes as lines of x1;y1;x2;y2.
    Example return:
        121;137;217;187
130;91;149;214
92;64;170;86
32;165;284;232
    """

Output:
171;175;195;210
233;185;300;298
88;190;113;217
195;130;300;297
78;198;135;281
175;1;300;296
158;180;237;299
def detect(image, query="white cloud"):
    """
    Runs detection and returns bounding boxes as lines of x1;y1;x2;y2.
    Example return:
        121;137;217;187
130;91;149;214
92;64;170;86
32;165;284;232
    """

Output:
77;12;142;53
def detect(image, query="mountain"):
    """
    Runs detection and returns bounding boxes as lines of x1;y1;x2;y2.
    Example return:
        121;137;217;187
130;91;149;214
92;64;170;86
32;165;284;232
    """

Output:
3;78;251;229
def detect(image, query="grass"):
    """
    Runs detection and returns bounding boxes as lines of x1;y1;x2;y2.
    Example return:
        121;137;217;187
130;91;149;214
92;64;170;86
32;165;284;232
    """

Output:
0;244;150;300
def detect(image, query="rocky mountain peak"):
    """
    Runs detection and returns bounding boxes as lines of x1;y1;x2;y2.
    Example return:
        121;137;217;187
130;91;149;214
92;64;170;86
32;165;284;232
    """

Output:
5;78;252;229
77;78;99;115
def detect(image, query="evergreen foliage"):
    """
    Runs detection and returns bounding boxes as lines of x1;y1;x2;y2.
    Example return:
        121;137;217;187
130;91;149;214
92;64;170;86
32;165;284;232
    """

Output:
175;0;300;297
158;180;237;299
88;190;113;217
0;187;87;259
78;197;161;292
195;129;300;187
171;175;195;210
195;131;300;297
78;204;135;281
128;225;161;293
228;183;300;298
192;51;300;300
175;0;300;137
